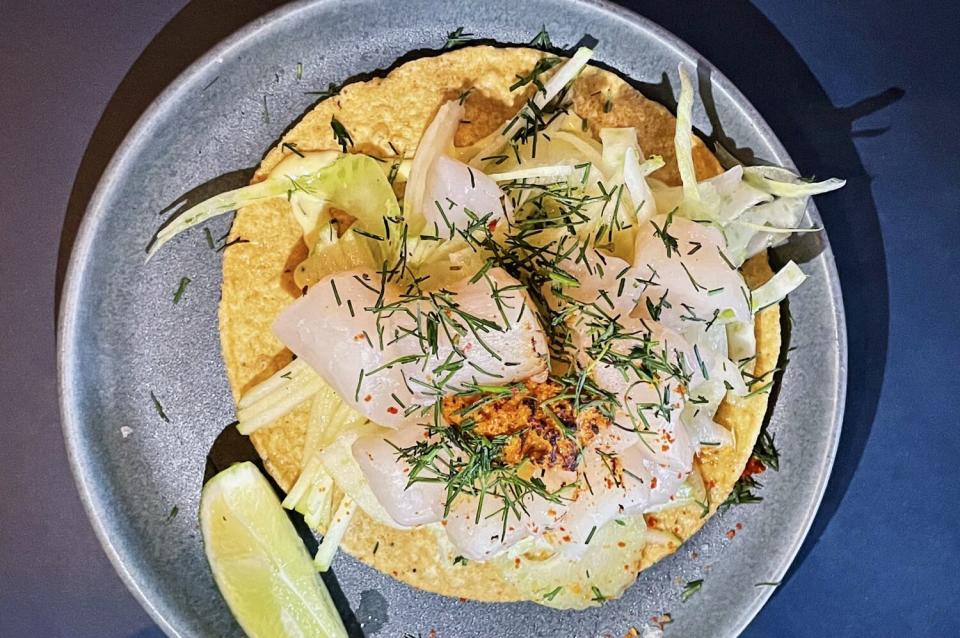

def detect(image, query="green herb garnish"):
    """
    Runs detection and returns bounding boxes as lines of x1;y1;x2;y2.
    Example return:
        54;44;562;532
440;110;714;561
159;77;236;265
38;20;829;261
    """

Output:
529;26;553;50
150;391;170;423
305;83;339;99
543;586;563;601
173;276;191;304
443;27;475;49
680;579;703;602
330;116;353;152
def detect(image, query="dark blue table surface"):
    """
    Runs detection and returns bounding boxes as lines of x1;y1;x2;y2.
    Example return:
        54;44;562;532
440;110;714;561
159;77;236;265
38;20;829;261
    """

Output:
1;1;957;636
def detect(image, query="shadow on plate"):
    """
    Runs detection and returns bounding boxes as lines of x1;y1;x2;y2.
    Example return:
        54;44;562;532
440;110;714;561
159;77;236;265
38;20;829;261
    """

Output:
628;0;899;589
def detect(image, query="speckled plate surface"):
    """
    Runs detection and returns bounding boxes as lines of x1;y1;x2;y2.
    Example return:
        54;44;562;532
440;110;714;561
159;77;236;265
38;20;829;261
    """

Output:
58;1;846;636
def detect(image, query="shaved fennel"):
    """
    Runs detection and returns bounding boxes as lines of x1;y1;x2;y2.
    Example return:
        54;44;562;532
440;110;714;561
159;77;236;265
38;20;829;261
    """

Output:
486;165;576;183
318;423;405;528
314;495;357;572
146;179;293;259
623;147;664;225
283;384;368;530
403;100;464;226
743;165;846;198
751;261;807;312
236;364;326;435
469;47;594;167
674;64;700;203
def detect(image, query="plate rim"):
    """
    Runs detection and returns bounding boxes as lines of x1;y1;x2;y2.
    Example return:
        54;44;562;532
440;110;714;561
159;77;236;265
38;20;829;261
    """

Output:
58;1;848;635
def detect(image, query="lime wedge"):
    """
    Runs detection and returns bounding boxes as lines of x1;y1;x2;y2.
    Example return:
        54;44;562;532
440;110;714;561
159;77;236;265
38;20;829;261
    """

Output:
200;462;348;638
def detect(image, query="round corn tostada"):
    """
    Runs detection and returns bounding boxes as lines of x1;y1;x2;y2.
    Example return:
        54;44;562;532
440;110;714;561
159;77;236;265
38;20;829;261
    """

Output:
216;45;785;606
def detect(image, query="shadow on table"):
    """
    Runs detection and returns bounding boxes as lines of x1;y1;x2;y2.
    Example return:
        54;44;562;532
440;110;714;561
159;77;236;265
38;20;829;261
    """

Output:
60;0;897;625
627;0;899;590
126;625;166;638
55;0;292;318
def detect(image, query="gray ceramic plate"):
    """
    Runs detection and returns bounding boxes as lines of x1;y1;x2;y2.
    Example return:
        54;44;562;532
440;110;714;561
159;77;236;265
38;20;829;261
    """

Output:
59;1;846;636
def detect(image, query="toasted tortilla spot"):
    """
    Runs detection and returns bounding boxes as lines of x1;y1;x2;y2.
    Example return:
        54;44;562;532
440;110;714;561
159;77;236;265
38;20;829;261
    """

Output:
219;46;777;603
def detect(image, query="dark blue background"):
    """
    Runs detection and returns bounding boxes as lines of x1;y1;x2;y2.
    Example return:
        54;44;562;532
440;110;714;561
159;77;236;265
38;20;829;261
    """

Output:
1;1;957;636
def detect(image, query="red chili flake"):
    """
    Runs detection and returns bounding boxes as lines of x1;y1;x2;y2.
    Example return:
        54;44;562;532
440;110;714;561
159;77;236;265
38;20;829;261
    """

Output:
650;477;658;489
514;557;522;568
726;529;736;540
363;394;372;402
743;457;766;478
353;332;365;341
386;406;399;414
617;541;626;548
735;522;743;530
488;220;498;231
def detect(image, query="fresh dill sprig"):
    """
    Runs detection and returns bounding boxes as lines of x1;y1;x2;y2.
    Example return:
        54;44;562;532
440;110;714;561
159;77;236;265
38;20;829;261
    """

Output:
391;418;567;540
282;142;305;157
305;83;340;99
443;27;475;49
752;429;780;471
510;57;562;92
172;276;191;304
216;237;249;252
590;585;608;603
150;391;170;423
719;474;764;510
543;585;563;601
330;116;353;152
529;26;553;51
680;579;703;602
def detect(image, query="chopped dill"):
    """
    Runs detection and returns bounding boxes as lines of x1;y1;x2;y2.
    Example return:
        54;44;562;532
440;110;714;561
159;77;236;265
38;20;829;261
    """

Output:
680;579;703;602
173;276;191;304
149;391;170;423
282;142;305;157
543;586;563;601
330;116;353;152
529;26;553;51
305;83;340;99
443;27;475;49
